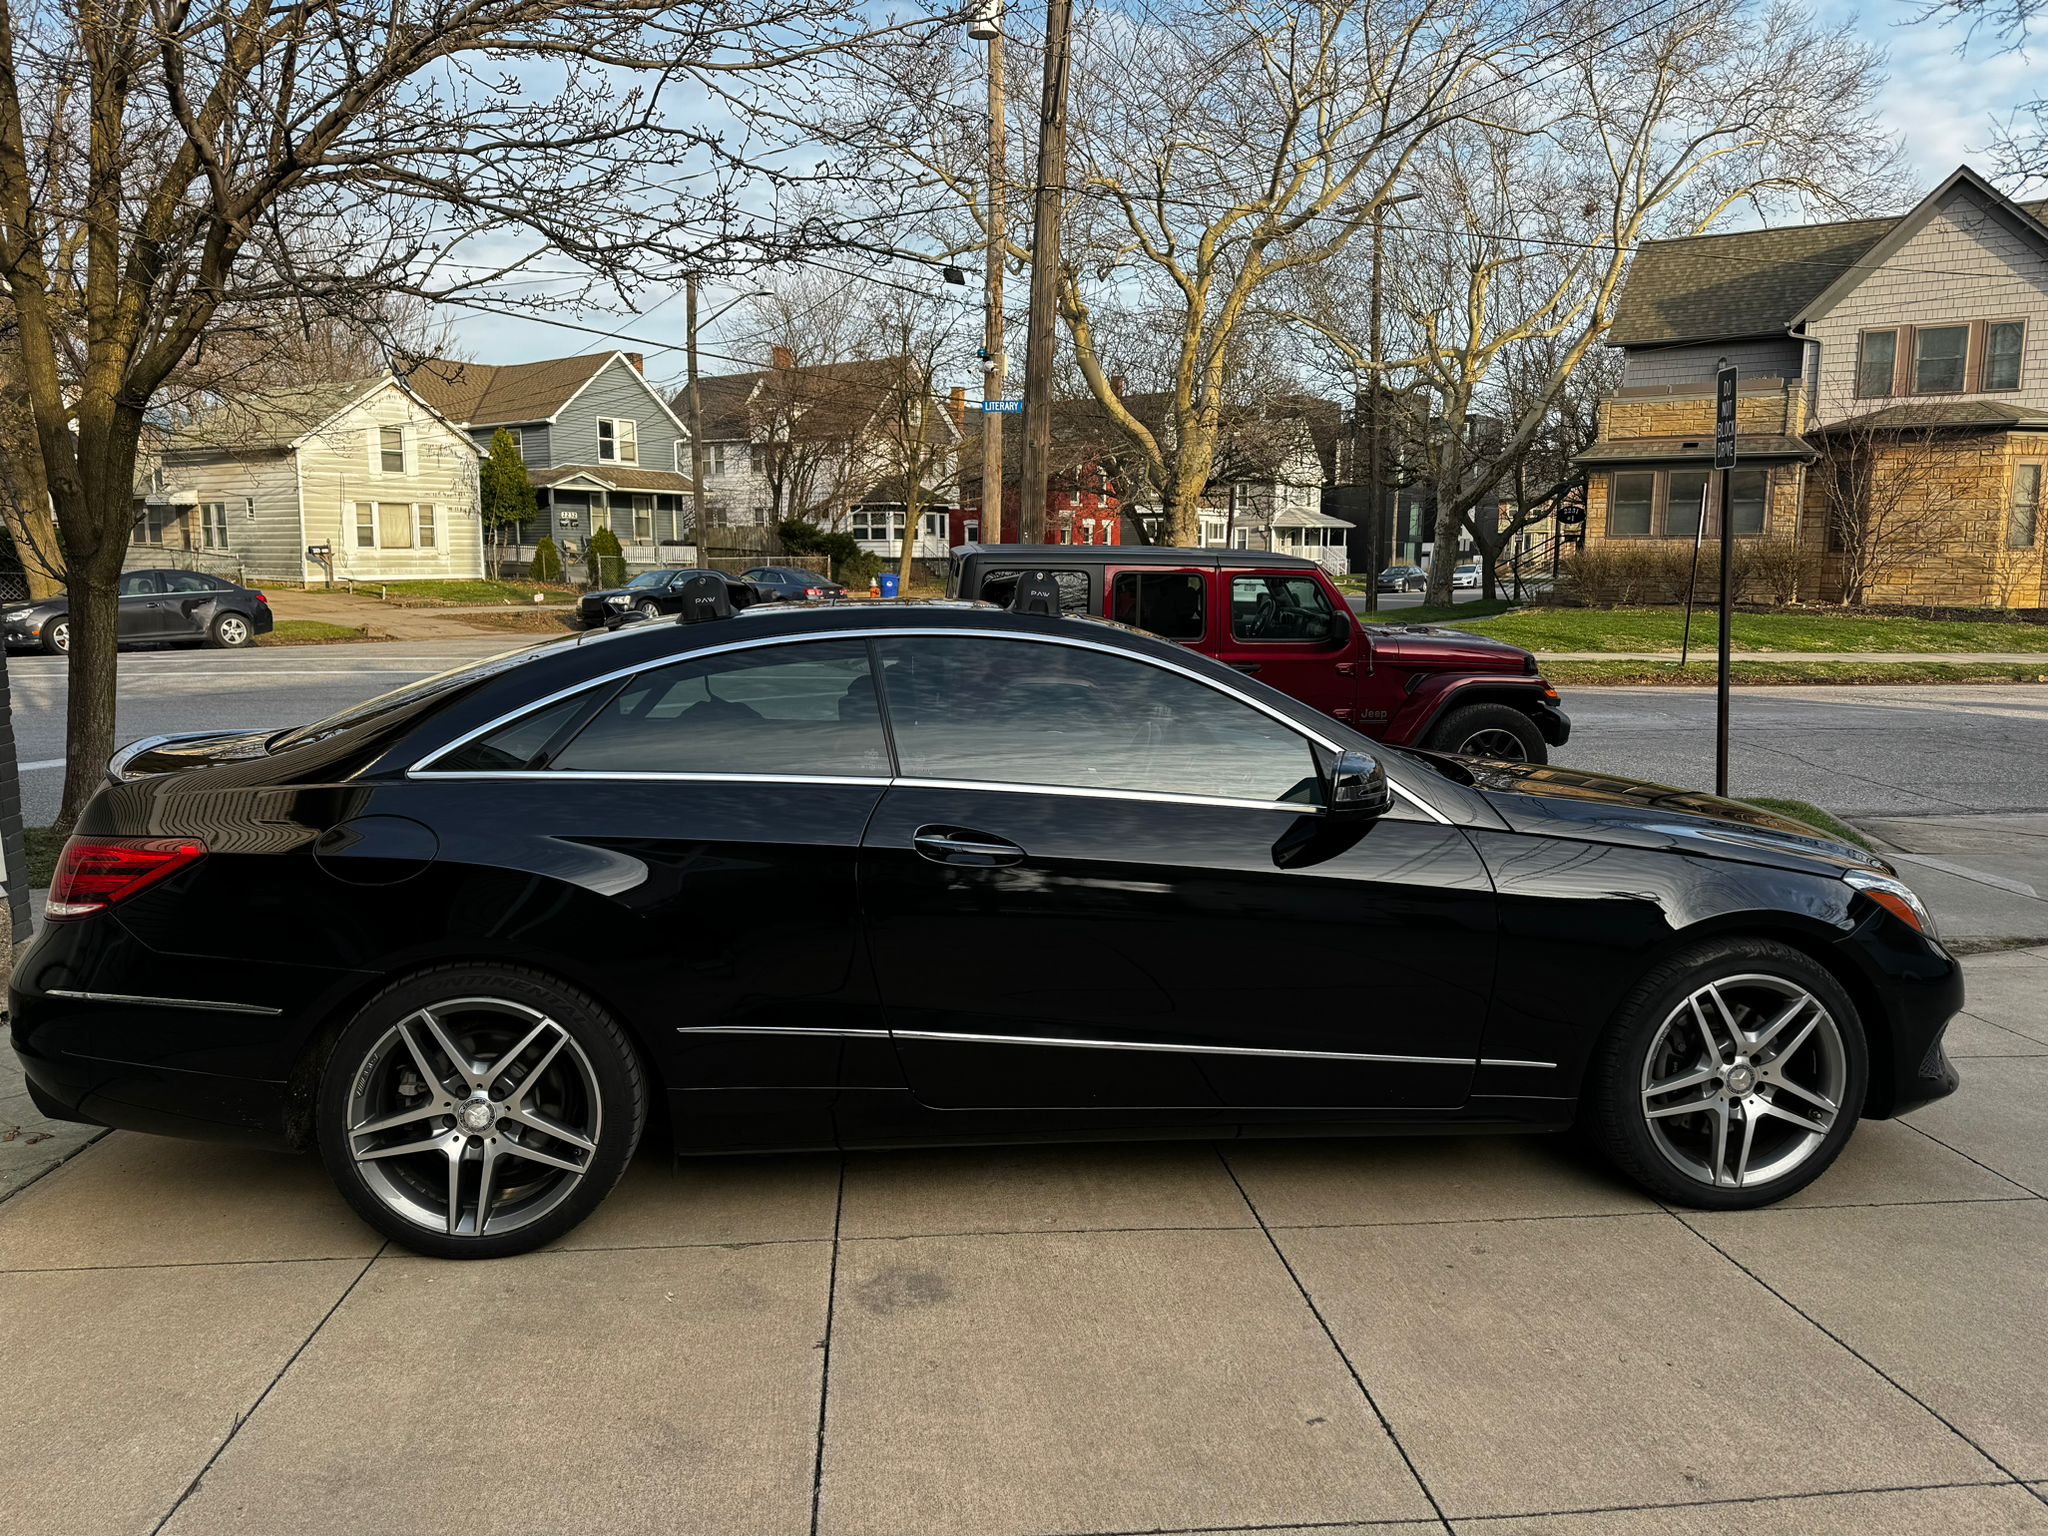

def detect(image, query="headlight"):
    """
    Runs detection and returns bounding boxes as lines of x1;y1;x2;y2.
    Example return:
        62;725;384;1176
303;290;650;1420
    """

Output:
1844;869;1938;938
605;594;630;606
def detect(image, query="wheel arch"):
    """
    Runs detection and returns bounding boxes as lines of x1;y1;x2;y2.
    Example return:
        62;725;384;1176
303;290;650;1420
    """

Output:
1395;677;1554;747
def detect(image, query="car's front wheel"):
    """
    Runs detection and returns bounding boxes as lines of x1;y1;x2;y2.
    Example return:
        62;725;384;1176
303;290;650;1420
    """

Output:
1424;701;1546;763
41;616;69;655
637;599;661;621
1586;938;1867;1208
316;966;646;1258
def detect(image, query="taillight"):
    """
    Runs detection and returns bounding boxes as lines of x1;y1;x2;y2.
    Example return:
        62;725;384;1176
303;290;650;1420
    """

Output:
254;592;269;605
47;837;208;920
805;587;823;598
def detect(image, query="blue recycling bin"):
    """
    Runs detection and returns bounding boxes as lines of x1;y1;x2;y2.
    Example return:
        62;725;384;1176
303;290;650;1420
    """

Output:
877;572;901;599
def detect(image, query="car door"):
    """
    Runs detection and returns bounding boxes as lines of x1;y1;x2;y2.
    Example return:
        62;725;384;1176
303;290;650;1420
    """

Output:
419;634;898;1115
116;571;165;639
858;631;1495;1113
1211;568;1363;724
155;570;218;640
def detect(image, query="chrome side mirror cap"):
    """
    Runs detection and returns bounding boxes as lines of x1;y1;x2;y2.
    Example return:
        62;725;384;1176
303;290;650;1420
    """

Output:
1329;748;1392;817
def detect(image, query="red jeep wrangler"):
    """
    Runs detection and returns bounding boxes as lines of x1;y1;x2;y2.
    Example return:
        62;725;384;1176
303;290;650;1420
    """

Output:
949;545;1568;763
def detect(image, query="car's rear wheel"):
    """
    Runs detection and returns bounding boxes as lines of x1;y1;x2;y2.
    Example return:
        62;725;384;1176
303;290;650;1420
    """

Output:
316;966;645;1258
207;611;254;648
42;617;69;655
1586;938;1867;1209
1424;701;1546;763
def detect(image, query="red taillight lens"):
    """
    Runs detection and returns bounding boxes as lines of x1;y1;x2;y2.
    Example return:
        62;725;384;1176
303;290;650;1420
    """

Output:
805;587;823;598
254;592;269;605
47;837;207;920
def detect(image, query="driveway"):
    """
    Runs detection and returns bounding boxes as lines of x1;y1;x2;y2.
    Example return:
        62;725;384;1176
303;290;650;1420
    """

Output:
3;946;2045;1536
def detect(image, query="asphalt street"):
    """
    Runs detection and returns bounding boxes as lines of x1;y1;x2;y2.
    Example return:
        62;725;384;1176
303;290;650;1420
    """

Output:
8;633;2048;828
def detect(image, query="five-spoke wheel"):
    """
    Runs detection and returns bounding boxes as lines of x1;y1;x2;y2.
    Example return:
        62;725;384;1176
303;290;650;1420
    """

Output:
1588;939;1867;1208
318;968;644;1257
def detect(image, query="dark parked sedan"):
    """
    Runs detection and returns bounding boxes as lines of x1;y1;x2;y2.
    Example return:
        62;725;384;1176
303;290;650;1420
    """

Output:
11;601;1959;1258
742;565;847;602
3;569;273;654
1376;565;1427;593
575;567;754;628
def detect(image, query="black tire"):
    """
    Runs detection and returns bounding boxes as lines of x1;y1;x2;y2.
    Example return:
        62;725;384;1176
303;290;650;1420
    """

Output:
206;610;255;649
40;616;69;655
1585;937;1868;1210
1423;701;1547;763
316;964;646;1259
637;599;661;621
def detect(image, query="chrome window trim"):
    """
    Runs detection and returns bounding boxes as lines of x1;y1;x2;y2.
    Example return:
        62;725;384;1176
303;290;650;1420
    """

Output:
414;770;896;788
893;1028;1473;1068
677;1025;891;1040
895;776;1317;816
404;624;1448;824
47;988;282;1016
1480;1057;1559;1070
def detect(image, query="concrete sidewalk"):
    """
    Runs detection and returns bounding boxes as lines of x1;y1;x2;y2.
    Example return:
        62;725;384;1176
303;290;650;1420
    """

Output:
3;948;2046;1535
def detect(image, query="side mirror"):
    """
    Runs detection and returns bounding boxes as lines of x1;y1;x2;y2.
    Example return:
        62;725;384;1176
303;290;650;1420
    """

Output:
1327;748;1392;817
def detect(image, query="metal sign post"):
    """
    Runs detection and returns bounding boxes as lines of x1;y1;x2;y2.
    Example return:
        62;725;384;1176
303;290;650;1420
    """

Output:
1714;361;1737;797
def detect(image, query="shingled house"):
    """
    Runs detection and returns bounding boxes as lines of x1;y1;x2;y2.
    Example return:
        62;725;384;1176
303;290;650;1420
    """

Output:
1580;166;2048;606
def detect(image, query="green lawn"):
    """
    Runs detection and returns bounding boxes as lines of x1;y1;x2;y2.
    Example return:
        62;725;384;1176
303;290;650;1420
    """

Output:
22;826;62;887
258;619;367;645
1740;799;1874;851
367;579;578;606
1363;598;1519;626
1544;659;2048;687
1454;606;2048;655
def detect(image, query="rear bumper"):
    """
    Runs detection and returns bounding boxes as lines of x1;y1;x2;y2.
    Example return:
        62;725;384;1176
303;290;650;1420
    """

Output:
250;604;275;637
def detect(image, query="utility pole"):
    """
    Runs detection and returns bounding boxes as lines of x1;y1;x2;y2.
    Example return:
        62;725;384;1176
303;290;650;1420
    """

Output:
1017;0;1073;544
977;6;1008;543
686;276;709;569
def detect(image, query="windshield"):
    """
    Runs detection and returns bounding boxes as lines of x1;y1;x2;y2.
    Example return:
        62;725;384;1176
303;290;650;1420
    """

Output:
625;570;670;590
269;644;553;750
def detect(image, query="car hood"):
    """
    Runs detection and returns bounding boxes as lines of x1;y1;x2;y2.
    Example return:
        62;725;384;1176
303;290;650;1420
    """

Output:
1453;759;1887;877
1365;623;1535;674
3;599;60;617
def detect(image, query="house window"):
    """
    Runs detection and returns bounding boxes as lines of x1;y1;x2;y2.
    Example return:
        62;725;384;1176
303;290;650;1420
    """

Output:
354;502;377;548
1855;330;1897;399
1232;528;1250;549
1730;468;1769;536
1665;470;1710;539
502;428;524;461
133;504;180;546
418;505;437;549
200;501;230;550
1608;471;1656;536
631;496;654;542
598;418;637;464
379;425;405;473
1914;325;1969;394
1985;322;2026;392
750;445;767;475
850;508;904;542
379;502;415;549
2012;463;2043;550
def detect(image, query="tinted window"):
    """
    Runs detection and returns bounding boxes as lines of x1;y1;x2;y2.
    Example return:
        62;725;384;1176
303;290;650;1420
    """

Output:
119;572;160;596
875;636;1318;805
1229;574;1340;642
549;639;887;777
975;567;1091;615
1110;570;1205;641
276;646;551;750
435;694;593;772
160;571;214;593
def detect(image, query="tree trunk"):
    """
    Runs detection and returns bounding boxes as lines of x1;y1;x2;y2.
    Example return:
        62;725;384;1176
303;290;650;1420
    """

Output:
56;546;122;832
1480;543;1499;602
0;496;63;599
896;499;919;589
1424;497;1460;607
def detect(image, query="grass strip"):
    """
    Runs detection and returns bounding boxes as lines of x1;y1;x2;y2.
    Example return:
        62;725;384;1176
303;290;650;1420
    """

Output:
1740;798;1874;851
1544;659;2048;687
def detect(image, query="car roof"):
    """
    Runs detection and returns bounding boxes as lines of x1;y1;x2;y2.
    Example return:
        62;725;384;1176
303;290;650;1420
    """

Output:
953;543;1327;572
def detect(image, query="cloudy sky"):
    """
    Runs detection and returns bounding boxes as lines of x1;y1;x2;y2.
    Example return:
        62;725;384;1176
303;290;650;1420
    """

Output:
440;0;2042;382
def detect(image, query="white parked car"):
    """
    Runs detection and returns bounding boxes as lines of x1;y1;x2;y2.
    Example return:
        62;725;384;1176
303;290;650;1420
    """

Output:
1453;564;1481;589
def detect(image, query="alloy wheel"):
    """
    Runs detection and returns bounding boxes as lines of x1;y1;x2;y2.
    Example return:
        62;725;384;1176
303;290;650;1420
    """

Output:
1639;973;1846;1190
1457;726;1529;761
217;615;250;645
344;997;603;1239
49;620;69;653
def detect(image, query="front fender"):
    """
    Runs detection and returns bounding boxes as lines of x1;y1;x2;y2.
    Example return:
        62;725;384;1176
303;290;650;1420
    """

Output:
1389;673;1558;746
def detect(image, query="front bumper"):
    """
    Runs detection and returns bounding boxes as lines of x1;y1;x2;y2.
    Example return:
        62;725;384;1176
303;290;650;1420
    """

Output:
1841;912;1965;1119
1532;702;1572;747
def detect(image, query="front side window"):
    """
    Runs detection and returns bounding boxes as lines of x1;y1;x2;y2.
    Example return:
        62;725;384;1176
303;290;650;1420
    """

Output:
1985;322;2025;392
380;425;405;474
2012;462;2042;551
548;639;886;777
1111;570;1206;641
598;418;638;464
1856;330;1896;399
1664;470;1710;538
119;572;160;596
1608;471;1655;536
1230;574;1340;643
874;635;1319;805
1914;326;1969;394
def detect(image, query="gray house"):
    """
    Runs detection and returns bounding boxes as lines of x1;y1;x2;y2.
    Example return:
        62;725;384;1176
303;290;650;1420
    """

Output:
408;351;695;563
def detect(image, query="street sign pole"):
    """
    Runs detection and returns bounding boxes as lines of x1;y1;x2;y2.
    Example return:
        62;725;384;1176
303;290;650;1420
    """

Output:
1714;361;1737;798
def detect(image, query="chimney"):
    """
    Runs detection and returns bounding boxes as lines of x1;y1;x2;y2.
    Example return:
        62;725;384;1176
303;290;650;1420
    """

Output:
771;344;795;370
624;352;644;375
949;386;967;428
1109;373;1126;398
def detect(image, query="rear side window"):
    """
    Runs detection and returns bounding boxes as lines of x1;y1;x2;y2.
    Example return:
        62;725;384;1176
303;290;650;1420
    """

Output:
160;571;215;593
874;635;1317;805
1110;570;1206;641
547;639;888;777
1230;574;1340;642
434;694;592;772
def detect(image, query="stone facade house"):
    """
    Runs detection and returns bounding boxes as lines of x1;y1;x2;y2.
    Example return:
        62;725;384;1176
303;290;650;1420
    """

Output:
1579;165;2048;607
134;375;484;584
409;351;695;566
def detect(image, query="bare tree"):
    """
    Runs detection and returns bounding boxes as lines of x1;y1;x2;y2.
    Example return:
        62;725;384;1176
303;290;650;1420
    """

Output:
1913;0;2048;181
1809;416;1992;605
0;0;916;830
866;294;964;588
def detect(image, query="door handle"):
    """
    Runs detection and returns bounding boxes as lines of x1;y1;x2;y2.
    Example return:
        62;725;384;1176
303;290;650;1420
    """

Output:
1231;662;1262;675
912;827;1025;867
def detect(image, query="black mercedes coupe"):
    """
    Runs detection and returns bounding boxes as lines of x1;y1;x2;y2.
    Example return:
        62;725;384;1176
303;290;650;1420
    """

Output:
9;599;1961;1258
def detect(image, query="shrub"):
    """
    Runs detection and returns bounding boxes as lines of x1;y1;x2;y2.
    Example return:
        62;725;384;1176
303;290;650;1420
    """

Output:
778;517;866;579
1557;536;1817;607
529;536;563;583
838;549;884;589
586;526;625;588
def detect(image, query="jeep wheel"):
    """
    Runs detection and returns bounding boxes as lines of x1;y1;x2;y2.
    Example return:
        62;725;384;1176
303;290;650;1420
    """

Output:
1424;702;1546;763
